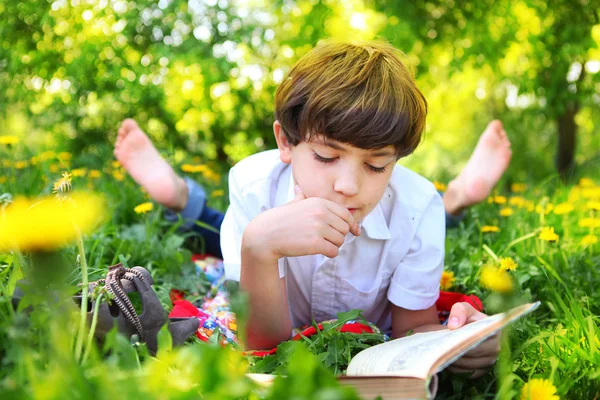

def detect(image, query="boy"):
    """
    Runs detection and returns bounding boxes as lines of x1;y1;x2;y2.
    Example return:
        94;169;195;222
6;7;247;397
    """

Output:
115;41;511;377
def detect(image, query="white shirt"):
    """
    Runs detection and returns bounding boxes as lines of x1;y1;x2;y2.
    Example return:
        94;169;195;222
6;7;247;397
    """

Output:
220;150;445;333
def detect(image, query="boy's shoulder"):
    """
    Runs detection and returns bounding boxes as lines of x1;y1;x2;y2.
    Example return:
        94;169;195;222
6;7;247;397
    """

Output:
229;149;287;192
388;164;440;211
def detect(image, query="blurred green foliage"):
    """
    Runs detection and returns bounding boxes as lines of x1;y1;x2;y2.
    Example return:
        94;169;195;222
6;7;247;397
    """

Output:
1;0;599;184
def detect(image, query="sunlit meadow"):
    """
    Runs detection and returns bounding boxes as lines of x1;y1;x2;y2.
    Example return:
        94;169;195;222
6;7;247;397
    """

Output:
2;128;599;399
1;0;600;399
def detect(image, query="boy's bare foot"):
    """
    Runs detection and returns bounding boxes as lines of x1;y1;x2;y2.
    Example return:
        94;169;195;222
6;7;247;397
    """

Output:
444;120;512;216
114;119;189;212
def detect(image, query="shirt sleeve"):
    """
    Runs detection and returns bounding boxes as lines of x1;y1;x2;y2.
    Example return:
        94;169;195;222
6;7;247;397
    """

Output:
220;168;287;281
163;176;206;230
387;191;445;310
220;169;251;282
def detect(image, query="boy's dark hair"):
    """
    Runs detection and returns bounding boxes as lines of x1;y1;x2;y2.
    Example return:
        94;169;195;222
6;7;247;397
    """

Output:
274;41;427;158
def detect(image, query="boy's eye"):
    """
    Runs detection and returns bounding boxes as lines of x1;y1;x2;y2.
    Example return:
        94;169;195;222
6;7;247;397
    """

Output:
313;152;337;164
367;164;387;174
314;152;387;174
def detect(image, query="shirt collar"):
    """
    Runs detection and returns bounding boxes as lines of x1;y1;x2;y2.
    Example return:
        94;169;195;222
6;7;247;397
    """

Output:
360;203;391;240
284;169;391;241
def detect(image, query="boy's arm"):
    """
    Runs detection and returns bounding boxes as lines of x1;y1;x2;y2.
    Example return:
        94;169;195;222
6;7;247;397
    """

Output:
391;303;500;378
240;188;360;350
240;224;292;350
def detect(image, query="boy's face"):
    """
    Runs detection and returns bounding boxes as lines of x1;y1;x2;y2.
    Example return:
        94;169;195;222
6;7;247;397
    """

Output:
274;121;396;223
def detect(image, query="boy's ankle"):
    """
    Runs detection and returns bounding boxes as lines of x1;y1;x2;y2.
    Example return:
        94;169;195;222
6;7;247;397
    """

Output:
443;179;465;217
171;176;189;212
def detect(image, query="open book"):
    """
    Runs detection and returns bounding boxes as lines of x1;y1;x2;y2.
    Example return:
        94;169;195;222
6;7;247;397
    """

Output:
341;302;540;399
248;302;540;399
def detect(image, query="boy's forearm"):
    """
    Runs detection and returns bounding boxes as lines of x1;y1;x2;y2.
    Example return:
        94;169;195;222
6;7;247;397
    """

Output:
240;229;292;350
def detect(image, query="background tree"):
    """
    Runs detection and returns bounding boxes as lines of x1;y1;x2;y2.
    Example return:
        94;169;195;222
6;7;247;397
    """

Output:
376;0;600;179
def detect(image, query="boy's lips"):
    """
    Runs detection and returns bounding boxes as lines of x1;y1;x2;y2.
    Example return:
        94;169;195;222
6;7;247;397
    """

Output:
348;208;358;215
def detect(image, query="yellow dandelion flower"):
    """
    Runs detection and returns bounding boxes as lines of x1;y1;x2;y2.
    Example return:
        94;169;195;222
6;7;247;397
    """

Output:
111;160;121;169
480;264;513;293
14;160;29;169
511;183;527;193
2;160;11;167
536;203;554;215
88;169;101;179
539;227;559;242
134;202;153;214
579;218;600;228
203;170;221;184
579;178;596;188
500;207;513;217
112;170;125;181
586;201;600;211
582;187;600;199
509;196;526;207
440;270;455;290
71;168;87;177
553;203;574;215
181;164;208;173
481;225;500;233
581;235;598;246
52;172;72;194
433;181;447;192
30;156;39;165
525;201;535;212
494;195;507;204
0;193;106;252
520;378;559;400
49;164;60;172
0;136;20;145
499;257;518;271
211;189;225;197
567;187;582;203
0;177;6;184
58;152;72;160
39;151;56;161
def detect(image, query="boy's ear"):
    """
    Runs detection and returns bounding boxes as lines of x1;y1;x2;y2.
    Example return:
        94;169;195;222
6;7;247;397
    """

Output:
273;120;292;164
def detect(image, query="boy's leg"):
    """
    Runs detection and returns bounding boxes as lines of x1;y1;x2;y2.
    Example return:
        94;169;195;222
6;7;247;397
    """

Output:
443;120;512;227
114;119;224;257
114;119;189;212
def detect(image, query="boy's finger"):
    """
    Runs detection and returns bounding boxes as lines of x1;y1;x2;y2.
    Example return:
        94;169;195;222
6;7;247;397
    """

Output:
324;201;360;236
447;302;471;329
447;365;489;379
322;226;346;248
291;185;306;202
463;336;501;358
315;238;340;258
450;355;497;370
325;212;351;236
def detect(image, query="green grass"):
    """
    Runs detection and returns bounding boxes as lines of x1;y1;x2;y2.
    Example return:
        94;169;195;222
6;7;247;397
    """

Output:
0;145;599;399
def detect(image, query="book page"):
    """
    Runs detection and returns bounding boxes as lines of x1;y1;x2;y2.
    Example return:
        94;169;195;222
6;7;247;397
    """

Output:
346;302;540;380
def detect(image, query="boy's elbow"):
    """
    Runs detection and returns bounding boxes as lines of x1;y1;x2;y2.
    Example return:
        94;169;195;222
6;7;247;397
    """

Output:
245;326;291;351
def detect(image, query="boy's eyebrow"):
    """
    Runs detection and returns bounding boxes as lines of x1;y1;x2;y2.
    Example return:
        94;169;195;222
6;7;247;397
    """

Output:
322;140;396;158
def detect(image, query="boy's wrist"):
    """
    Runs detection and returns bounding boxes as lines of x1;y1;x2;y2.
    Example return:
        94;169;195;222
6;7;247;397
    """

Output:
242;219;280;263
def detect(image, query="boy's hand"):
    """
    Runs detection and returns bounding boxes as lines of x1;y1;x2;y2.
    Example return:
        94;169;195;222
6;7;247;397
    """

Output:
446;302;500;378
243;186;360;261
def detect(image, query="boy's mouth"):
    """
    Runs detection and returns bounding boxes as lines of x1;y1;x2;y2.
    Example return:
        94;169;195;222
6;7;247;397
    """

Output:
348;208;358;215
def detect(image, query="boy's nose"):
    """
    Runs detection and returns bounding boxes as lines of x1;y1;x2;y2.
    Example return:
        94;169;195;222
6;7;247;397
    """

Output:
333;173;360;197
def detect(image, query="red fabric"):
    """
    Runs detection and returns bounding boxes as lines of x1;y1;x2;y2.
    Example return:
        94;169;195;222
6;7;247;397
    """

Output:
188;253;484;355
192;254;210;262
169;300;211;341
246;321;375;357
436;291;483;312
169;288;186;302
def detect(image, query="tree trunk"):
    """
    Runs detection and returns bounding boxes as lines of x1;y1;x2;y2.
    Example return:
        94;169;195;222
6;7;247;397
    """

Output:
555;101;579;180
